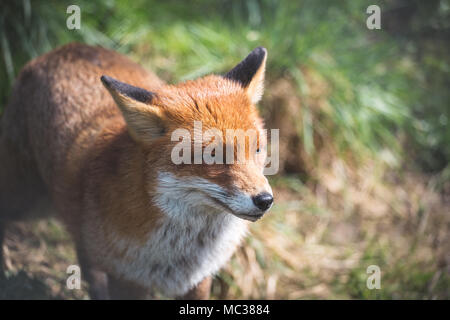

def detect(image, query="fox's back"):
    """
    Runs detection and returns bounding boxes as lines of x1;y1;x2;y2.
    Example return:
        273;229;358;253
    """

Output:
2;43;163;188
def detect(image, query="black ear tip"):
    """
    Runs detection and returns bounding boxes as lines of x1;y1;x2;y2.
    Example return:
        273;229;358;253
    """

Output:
100;75;154;103
251;47;267;59
254;46;267;55
224;46;267;87
100;75;114;87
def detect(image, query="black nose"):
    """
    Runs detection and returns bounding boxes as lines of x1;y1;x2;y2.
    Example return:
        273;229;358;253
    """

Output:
252;192;274;211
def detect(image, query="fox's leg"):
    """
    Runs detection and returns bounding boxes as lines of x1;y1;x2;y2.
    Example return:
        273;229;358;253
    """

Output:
107;275;149;300
75;244;109;300
75;243;148;299
85;269;109;300
180;276;212;300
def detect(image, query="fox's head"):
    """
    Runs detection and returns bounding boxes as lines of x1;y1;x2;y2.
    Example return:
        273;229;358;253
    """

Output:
101;47;273;222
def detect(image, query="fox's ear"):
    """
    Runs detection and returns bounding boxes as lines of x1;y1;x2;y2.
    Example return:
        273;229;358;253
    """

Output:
101;75;165;143
225;47;267;104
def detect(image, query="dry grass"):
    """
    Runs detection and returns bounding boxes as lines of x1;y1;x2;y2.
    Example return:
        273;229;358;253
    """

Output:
217;157;450;299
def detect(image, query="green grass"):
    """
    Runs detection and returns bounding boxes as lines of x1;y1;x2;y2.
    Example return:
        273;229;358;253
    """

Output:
337;242;450;300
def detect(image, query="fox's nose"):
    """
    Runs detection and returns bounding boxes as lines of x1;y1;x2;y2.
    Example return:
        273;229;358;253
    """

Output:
252;192;274;211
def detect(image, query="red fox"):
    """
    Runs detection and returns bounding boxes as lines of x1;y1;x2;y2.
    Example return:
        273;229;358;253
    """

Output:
0;43;273;299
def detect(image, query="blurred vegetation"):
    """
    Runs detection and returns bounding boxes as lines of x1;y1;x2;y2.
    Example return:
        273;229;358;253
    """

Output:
0;0;449;299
